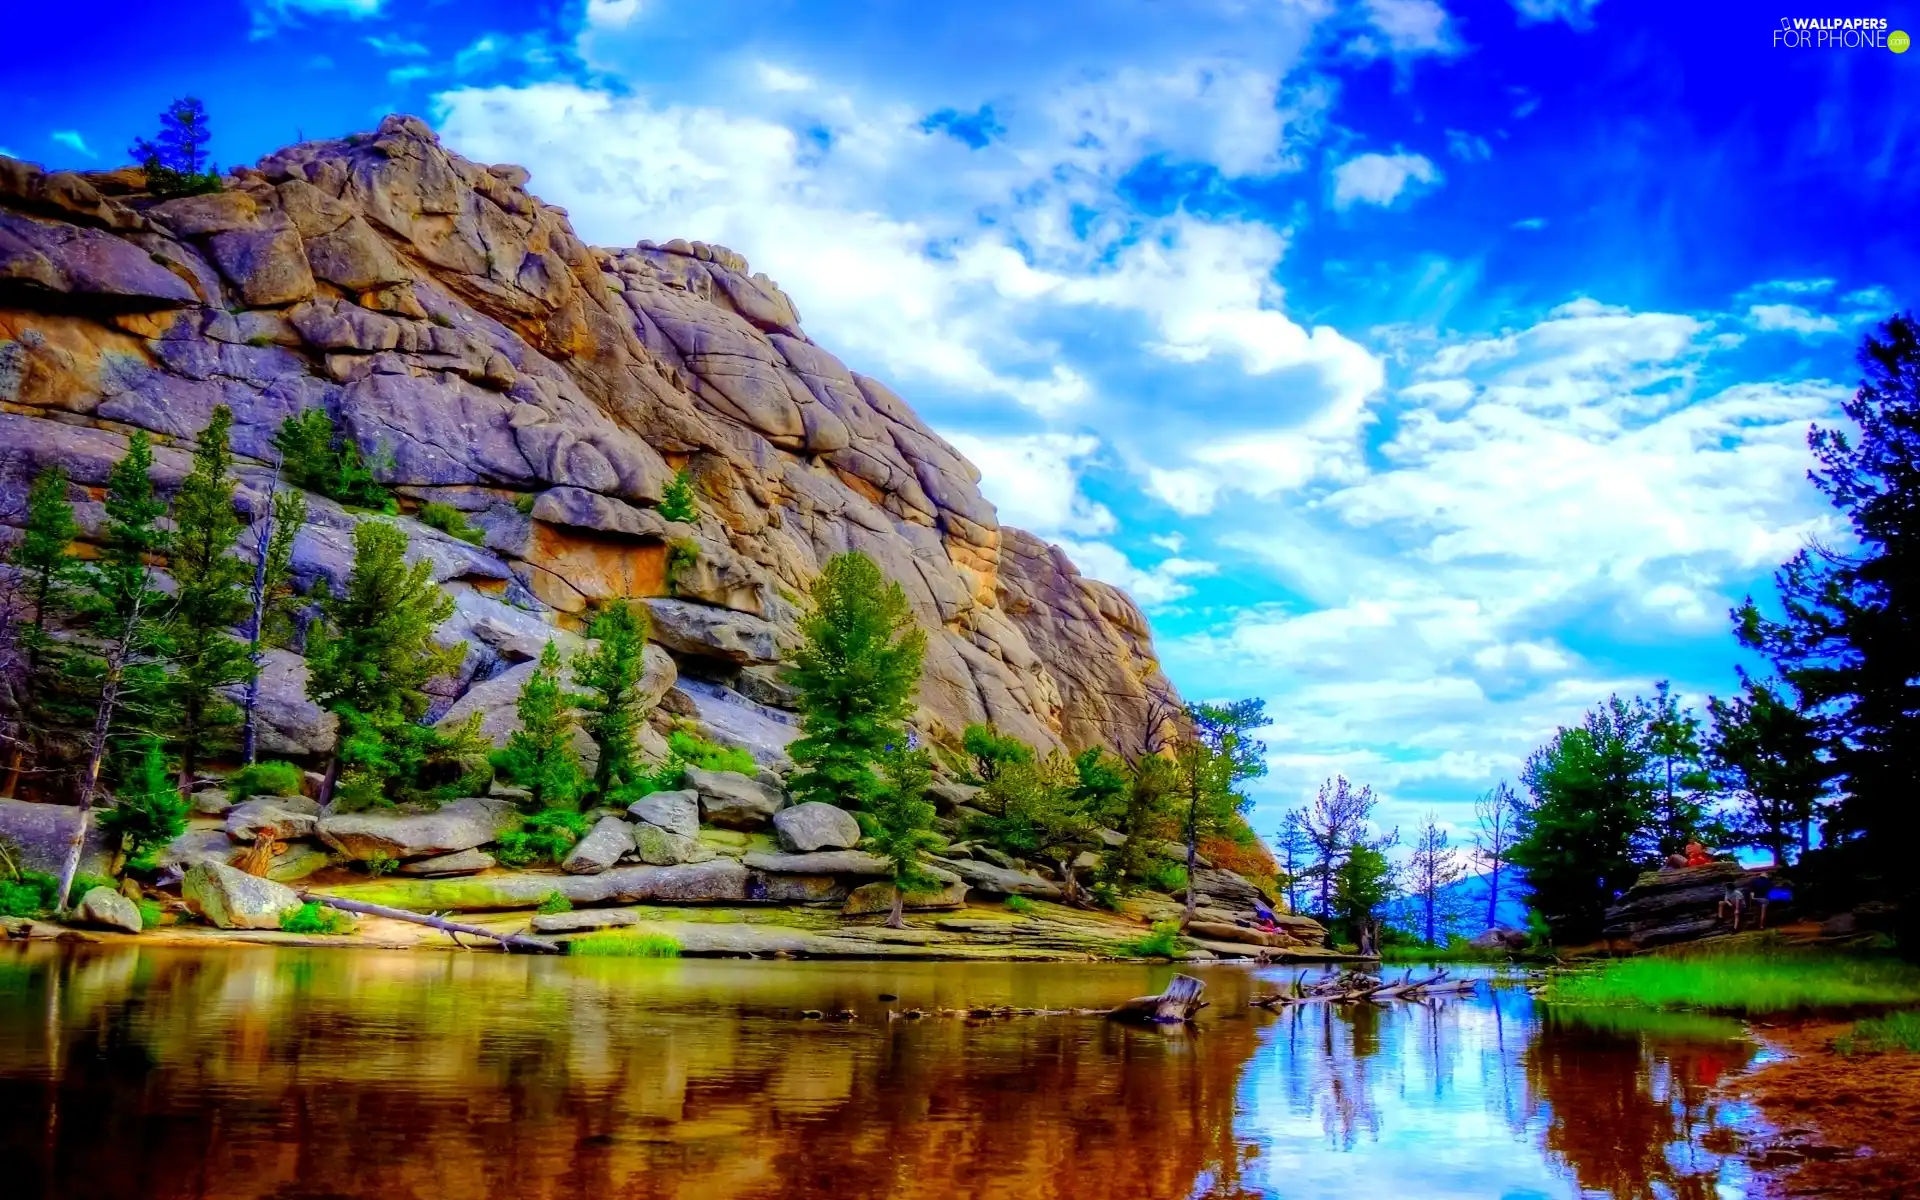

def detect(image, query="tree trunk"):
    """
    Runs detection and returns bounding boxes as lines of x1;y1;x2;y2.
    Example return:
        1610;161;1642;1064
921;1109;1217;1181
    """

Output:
1;748;22;801
55;596;141;911
1183;787;1199;927
299;893;560;953
239;477;276;768
316;751;341;808
1486;863;1499;929
885;884;906;930
1110;974;1206;1024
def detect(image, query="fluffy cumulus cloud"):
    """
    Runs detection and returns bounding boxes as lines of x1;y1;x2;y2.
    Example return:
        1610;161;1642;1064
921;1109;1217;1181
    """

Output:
1359;0;1461;57
1331;151;1441;209
1748;303;1841;336
945;432;1116;538
1508;0;1604;28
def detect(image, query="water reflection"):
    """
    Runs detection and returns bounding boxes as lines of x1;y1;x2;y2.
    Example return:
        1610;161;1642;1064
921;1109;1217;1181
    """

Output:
0;949;1763;1200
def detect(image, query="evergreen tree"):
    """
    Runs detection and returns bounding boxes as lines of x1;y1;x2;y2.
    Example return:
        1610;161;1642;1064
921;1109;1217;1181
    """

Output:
1645;679;1717;856
1274;808;1312;914
961;722;1032;788
1508;695;1657;941
97;738;189;870
1406;813;1465;946
658;467;699;524
571;600;650;800
1170;699;1267;925
498;640;585;810
1705;671;1834;867
128;97;220;198
2;466;80;796
866;745;941;928
56;432;172;908
785;551;926;809
1334;841;1395;956
305;521;460;806
974;751;1099;903
1107;752;1178;893
273;409;393;512
167;406;252;787
240;480;306;764
1300;775;1378;919
1737;314;1920;948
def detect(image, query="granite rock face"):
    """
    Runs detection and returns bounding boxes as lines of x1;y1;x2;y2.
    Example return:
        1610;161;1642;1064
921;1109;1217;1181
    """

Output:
0;120;1179;791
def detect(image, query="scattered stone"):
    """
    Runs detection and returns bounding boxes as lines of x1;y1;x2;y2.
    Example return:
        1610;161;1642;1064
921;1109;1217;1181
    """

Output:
627;788;700;838
842;880;969;915
562;816;634;875
688;767;786;829
76;886;143;933
399;848;497;876
317;796;517;861
632;824;704;865
182;862;302;930
772;801;861;853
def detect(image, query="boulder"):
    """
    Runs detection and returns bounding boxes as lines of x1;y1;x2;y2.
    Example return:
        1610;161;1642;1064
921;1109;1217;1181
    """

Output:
688;767;786;829
582;860;749;905
944;859;1063;900
841;880;969;915
76;886;143;933
632;824;705;865
1179;867;1270;913
192;790;235;816
157;828;238;873
643;598;780;664
0;798;113;878
400;848;497;876
263;844;334;883
742;850;960;884
626;788;700;839
772;802;861;853
1468;927;1529;951
924;779;982;814
1602;862;1764;949
182;862;302;930
224;801;318;842
751;873;848;904
316;796;517;861
206;225;315;307
561;816;634;875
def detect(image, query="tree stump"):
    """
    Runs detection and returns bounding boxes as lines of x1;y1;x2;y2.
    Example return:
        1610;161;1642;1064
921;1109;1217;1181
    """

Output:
1109;973;1207;1024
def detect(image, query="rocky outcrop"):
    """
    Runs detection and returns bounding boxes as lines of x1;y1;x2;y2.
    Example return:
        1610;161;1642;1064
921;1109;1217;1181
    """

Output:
0;117;1178;799
1602;862;1771;949
315;797;517;862
772;801;861;853
182;862;302;929
76;885;142;932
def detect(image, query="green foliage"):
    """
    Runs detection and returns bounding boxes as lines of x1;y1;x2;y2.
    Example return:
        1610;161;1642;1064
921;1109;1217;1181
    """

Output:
786;552;926;809
536;890;573;915
253;485;308;651
570;929;683;957
970;750;1101;897
512;492;536;515
1644;679;1719;857
1705;671;1833;866
572;600;651;800
619;727;760;799
417;502;485;545
273;408;394;512
494;807;593;867
1004;894;1035;915
98;739;189;869
1089;880;1121;911
1104;755;1178;894
1145;860;1188;895
6;465;82;778
1170;699;1267;917
1379;935;1513;964
658;467;698;524
495;641;585;811
865;747;942;923
0;870;59;917
1334;842;1395;944
226;760;305;801
278;901;354;935
168;406;253;779
331;707;490;811
665;537;700;593
362;854;399;878
961;723;1032;786
1835;1011;1920;1055
136;897;163;929
1542;947;1920;1015
1510;695;1658;941
1125;921;1185;959
130;97;221;197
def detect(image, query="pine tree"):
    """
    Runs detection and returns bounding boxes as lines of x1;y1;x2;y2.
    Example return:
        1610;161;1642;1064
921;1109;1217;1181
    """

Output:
305;521;460;805
1334;841;1395;956
498;640;585;811
2;466;80;796
128;97;220;198
1274;808;1312;914
56;432;172;908
658;467;698;524
1170;699;1267;925
1108;753;1177;893
1472;781;1519;930
571;600;650;800
1300;775;1377;919
167;406;252;787
1705;672;1834;867
240;479;306;764
867;745;941;928
1406;813;1465;946
785;552;926;809
1645;679;1717;856
97;738;189;870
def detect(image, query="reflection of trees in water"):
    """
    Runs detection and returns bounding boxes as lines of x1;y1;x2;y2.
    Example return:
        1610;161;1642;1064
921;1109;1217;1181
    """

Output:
1522;1010;1755;1200
0;948;1270;1200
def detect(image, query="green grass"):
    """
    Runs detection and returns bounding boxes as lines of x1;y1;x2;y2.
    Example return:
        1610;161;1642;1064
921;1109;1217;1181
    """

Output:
568;929;683;958
1381;941;1513;964
1122;921;1185;959
278;901;355;935
1004;895;1035;915
536;891;573;915
1541;946;1920;1016
1835;1010;1920;1055
418;501;485;545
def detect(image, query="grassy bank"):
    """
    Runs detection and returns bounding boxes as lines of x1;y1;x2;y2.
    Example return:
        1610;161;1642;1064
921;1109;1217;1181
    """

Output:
1542;945;1920;1016
1835;1010;1920;1054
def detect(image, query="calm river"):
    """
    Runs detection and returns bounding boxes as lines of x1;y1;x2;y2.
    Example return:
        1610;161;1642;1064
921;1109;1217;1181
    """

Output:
0;946;1766;1199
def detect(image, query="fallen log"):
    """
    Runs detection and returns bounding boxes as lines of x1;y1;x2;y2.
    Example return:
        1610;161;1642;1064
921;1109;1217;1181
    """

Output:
1186;919;1292;949
1252;968;1478;1008
1109;973;1207;1024
299;892;560;954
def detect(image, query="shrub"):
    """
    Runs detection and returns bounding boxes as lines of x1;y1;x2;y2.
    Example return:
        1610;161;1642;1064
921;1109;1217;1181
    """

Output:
362;855;400;878
1125;921;1185;959
494;808;593;867
536;891;574;915
0;870;58;917
418;502;485;546
1089;880;1122;911
569;929;683;957
1145;860;1188;895
272;408;395;512
620;729;756;800
99;740;190;869
226;759;306;801
658;468;698;523
1004;895;1035;915
279;901;354;935
665;537;700;593
1835;1011;1920;1055
136;898;164;929
512;492;536;514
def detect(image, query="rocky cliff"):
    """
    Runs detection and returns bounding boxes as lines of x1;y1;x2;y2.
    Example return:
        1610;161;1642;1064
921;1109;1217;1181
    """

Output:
0;116;1177;774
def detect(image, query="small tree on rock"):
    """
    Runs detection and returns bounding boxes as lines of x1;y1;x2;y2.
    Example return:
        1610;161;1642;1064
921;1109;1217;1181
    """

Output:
786;551;925;810
867;745;941;929
571;600;650;801
2;465;81;797
98;738;189;871
167;406;252;788
499;640;585;811
129;97;221;198
1170;699;1267;926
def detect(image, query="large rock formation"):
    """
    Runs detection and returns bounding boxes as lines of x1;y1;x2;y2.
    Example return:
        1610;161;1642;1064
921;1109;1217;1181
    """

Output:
0;117;1177;777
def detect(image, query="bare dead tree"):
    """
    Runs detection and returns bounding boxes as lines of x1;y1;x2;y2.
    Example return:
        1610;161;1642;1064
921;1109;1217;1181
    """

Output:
1473;781;1519;930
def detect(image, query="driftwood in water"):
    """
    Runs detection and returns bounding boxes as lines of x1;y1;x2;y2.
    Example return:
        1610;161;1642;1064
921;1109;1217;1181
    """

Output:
1109;973;1208;1024
299;892;560;954
1253;968;1477;1008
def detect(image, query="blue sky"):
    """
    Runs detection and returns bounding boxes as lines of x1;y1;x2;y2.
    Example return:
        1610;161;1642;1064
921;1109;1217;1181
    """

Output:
7;0;1917;849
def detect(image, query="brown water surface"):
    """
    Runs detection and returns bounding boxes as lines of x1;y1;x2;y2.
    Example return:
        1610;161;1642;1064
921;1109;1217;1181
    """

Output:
0;946;1766;1199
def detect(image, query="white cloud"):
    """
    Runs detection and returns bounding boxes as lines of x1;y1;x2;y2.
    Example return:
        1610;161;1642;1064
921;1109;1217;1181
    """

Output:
1445;129;1490;161
1331;151;1440;209
946;432;1116;538
1747;303;1841;336
49;131;95;159
1511;216;1547;231
1055;539;1219;608
1749;278;1835;295
754;63;813;93
1842;285;1894;310
1509;0;1603;28
585;0;642;29
388;65;434;87
247;0;381;37
365;34;427;56
1361;0;1461;57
